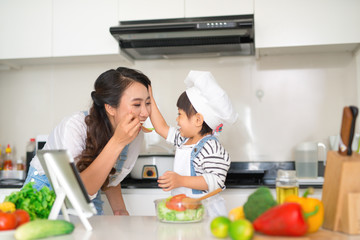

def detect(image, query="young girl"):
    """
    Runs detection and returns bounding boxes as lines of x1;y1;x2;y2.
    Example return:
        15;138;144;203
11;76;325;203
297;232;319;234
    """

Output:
149;70;238;215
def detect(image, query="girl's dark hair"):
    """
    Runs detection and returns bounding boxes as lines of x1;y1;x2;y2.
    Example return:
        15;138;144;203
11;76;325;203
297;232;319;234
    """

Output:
176;91;212;136
76;67;151;190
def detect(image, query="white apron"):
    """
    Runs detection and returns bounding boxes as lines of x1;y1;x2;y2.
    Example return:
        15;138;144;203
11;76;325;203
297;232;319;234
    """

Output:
171;143;206;198
169;136;227;218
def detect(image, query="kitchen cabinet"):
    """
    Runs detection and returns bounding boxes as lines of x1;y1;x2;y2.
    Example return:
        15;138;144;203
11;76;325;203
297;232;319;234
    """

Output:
0;0;52;60
118;0;253;21
1;187;322;217
118;0;184;21
185;0;253;18
255;0;360;56
117;189;171;216
118;188;322;216
53;0;119;57
0;0;130;66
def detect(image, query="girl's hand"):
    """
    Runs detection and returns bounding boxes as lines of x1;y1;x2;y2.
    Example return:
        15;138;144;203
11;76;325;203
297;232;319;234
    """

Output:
157;171;182;191
112;112;140;146
148;85;154;100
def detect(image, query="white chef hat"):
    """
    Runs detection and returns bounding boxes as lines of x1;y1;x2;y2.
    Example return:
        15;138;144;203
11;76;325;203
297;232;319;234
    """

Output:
184;70;238;130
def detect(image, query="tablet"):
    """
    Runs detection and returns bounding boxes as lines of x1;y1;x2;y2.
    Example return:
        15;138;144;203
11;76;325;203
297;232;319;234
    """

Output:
37;149;97;231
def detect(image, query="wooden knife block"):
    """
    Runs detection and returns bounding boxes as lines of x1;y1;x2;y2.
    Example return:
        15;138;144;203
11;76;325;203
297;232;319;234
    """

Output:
322;151;360;234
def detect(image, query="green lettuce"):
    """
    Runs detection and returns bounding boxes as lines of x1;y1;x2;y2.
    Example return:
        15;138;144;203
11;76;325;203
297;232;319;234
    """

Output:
5;182;56;220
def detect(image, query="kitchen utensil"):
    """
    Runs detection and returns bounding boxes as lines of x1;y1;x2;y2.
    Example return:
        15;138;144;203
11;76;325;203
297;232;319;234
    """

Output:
322;151;360;234
338;107;353;156
130;155;174;179
181;188;222;209
294;142;326;178
329;134;359;151
348;106;358;155
141;125;154;133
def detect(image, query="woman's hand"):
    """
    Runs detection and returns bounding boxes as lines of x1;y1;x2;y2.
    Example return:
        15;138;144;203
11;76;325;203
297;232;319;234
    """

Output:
112;112;141;147
104;185;129;216
157;171;183;191
113;209;129;216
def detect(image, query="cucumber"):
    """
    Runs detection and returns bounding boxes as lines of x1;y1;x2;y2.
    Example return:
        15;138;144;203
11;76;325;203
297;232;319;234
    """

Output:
14;219;75;240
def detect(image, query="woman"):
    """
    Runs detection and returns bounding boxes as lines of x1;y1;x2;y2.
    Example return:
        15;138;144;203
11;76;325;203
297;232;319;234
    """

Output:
24;67;152;215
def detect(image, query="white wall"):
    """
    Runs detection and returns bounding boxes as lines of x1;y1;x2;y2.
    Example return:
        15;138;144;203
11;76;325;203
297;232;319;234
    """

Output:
0;53;357;162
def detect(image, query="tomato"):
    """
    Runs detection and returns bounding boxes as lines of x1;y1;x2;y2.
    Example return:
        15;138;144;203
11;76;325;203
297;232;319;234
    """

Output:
0;211;17;230
171;194;186;200
166;194;187;211
13;210;30;227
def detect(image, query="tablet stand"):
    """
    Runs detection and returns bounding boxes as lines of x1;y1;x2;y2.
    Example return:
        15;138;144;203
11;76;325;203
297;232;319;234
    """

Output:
45;157;93;231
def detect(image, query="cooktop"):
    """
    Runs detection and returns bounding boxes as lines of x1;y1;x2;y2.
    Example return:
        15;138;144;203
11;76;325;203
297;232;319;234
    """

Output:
121;161;325;189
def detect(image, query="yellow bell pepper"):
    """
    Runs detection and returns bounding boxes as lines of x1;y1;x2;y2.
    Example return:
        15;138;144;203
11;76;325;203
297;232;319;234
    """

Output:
228;206;245;221
284;187;324;233
0;201;16;213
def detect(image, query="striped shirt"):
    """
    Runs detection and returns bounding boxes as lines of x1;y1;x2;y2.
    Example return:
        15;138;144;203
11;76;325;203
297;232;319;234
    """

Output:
167;127;231;191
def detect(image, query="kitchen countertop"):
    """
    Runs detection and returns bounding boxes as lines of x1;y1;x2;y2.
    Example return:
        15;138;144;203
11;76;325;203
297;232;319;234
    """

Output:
3;216;359;240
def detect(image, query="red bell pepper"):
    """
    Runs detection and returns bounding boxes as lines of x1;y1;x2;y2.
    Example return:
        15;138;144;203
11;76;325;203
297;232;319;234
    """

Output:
253;202;308;237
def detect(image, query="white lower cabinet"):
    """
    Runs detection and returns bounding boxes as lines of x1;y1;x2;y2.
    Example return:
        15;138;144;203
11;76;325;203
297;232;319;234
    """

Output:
115;188;323;216
104;189;171;216
1;187;323;216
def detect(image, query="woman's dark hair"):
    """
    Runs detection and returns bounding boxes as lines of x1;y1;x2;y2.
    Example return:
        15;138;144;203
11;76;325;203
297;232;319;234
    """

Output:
76;67;151;190
176;91;212;136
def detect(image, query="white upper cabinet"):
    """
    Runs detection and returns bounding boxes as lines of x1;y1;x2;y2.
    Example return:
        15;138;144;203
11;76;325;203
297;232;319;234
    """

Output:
0;0;52;59
185;0;253;18
255;0;360;49
118;0;253;21
53;0;119;57
118;0;184;21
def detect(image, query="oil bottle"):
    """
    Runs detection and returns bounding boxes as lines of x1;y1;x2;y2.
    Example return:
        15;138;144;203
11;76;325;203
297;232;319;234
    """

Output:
276;169;299;204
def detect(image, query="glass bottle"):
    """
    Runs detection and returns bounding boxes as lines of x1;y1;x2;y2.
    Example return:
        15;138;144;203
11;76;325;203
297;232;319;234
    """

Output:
3;144;13;171
16;159;25;170
276;169;299;204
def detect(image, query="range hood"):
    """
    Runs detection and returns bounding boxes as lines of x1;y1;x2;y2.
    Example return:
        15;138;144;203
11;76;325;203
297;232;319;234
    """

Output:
110;15;254;60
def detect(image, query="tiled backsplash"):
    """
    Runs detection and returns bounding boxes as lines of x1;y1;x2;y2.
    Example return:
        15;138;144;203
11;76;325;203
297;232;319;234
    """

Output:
0;52;358;162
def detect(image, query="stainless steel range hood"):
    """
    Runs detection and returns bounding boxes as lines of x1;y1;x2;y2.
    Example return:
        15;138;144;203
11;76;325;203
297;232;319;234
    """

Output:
110;15;254;60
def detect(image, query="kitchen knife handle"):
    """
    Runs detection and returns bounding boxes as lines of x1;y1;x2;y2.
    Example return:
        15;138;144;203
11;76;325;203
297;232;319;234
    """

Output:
339;107;353;156
348;106;359;155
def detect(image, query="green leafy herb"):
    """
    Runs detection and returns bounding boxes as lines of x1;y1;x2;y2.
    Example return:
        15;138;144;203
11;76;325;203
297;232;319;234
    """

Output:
5;182;56;220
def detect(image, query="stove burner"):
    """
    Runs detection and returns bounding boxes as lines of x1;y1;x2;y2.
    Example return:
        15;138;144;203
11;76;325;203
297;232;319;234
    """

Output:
225;170;267;188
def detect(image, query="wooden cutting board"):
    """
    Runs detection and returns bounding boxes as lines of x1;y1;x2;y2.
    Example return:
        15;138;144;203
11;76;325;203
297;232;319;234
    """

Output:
253;228;360;240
